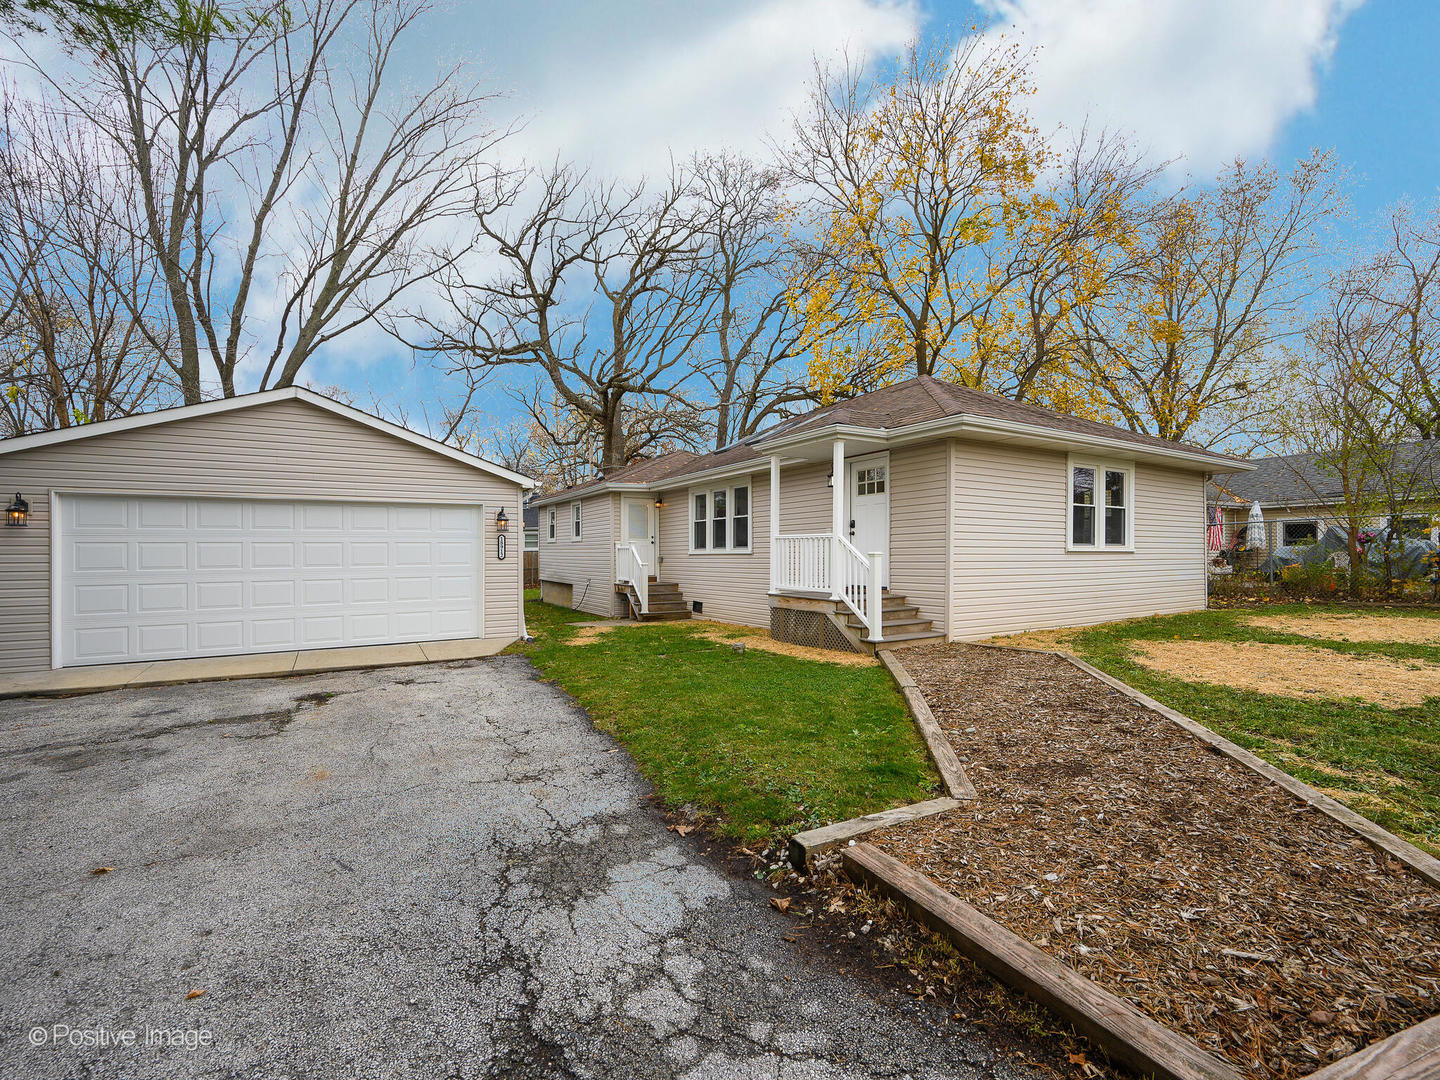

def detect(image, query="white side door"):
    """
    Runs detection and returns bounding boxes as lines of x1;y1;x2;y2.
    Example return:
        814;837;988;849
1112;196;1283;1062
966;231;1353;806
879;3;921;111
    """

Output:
620;497;657;577
846;453;890;588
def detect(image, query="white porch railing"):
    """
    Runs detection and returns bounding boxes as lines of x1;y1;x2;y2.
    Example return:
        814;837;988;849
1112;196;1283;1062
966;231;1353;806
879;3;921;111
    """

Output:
771;532;885;642
771;533;831;594
616;542;648;616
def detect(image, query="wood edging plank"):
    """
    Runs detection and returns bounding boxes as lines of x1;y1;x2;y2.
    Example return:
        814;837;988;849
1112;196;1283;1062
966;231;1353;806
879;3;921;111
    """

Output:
787;797;960;870
1299;1014;1440;1080
842;842;1244;1080
976;642;1440;890
876;649;979;801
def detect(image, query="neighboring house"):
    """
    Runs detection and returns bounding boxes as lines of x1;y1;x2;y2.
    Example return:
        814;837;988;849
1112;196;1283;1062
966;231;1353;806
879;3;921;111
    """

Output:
1211;442;1440;550
535;375;1248;650
523;497;540;551
0;387;533;677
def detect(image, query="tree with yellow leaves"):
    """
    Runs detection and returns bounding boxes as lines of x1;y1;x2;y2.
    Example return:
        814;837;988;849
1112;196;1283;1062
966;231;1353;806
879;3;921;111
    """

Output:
783;36;1044;402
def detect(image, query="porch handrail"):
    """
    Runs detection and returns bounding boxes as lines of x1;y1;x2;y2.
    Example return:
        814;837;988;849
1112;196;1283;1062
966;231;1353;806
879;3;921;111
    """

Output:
833;535;885;643
615;542;648;615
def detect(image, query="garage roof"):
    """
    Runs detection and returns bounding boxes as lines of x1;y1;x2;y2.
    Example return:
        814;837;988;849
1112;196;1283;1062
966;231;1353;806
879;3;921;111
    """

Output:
0;387;536;489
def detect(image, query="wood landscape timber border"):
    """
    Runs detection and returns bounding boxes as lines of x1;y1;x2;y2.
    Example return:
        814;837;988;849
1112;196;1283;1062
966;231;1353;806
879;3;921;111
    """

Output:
846;640;1440;1080
976;641;1440;890
843;842;1246;1080
786;649;977;870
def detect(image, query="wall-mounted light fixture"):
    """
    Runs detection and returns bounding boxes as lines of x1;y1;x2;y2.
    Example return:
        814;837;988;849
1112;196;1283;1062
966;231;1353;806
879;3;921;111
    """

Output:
5;492;28;528
495;507;509;531
654;495;665;508
825;471;834;488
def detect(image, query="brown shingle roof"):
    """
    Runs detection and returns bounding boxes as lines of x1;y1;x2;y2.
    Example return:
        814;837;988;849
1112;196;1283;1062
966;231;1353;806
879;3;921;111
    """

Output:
537;375;1242;502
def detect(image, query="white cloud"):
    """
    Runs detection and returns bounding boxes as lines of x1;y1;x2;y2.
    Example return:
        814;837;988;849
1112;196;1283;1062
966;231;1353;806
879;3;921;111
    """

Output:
977;0;1364;174
512;0;920;177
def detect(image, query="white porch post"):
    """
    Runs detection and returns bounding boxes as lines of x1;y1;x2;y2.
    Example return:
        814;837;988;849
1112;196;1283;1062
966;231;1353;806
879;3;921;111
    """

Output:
830;439;845;600
769;454;781;592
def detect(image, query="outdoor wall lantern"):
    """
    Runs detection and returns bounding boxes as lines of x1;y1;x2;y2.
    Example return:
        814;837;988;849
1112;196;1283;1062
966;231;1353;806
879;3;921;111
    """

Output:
654;496;665;508
495;507;509;531
5;492;28;527
825;471;834;488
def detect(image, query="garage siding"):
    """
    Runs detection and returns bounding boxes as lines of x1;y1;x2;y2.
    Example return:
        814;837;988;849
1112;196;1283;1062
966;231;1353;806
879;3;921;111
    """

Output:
947;438;1207;640
0;398;524;675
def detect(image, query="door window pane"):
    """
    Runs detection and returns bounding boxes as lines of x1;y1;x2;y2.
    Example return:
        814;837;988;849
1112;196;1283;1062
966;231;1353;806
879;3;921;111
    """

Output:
626;501;648;539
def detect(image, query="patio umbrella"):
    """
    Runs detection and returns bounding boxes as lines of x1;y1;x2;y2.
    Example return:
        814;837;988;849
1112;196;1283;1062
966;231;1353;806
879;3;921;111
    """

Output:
1248;500;1266;549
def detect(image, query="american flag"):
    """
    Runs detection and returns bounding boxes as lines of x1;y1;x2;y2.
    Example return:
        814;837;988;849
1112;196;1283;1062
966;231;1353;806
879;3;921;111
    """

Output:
1207;505;1225;552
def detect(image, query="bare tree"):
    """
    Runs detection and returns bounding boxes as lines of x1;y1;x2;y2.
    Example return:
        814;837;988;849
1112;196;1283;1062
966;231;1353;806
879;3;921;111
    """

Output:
0;91;174;436
42;0;507;403
417;164;713;471
1362;201;1440;440
690;153;815;449
1074;151;1340;447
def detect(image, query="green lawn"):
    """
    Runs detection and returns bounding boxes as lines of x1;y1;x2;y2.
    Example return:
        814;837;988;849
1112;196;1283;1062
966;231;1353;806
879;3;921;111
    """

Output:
1058;603;1440;854
512;593;939;844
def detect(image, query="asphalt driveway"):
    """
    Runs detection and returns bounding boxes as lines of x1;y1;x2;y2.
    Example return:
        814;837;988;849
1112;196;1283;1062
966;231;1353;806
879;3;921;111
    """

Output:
0;656;1037;1079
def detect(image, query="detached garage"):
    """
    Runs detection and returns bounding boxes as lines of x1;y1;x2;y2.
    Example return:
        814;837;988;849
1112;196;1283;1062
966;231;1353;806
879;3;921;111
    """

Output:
0;388;532;677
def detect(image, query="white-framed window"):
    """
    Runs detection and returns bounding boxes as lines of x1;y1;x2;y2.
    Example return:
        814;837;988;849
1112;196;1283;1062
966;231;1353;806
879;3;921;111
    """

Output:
1067;457;1133;551
855;464;886;495
547;507;556;542
570;501;582;541
689;481;752;553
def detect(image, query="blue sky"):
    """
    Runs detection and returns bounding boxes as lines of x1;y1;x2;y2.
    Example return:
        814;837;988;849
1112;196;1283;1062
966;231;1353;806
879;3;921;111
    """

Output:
289;0;1438;436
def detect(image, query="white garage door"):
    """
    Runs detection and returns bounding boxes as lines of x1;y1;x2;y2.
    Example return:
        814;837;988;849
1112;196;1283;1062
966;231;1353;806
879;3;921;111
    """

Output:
59;495;482;667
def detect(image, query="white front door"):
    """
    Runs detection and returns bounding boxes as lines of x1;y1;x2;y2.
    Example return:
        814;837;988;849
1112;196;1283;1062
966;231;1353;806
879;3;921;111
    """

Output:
620;497;657;578
58;494;481;667
846;453;890;588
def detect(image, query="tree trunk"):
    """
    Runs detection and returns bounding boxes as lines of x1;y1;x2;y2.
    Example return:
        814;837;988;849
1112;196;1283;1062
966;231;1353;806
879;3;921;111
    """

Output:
1346;523;1364;598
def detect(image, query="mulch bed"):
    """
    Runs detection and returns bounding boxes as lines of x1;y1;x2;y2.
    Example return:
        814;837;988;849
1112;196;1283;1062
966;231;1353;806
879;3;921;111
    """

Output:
867;642;1440;1080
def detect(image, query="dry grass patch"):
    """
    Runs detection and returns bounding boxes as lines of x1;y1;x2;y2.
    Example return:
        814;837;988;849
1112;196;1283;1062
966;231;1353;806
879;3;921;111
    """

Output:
1131;639;1440;709
980;627;1080;652
690;622;877;667
570;625;618;646
1247;612;1440;646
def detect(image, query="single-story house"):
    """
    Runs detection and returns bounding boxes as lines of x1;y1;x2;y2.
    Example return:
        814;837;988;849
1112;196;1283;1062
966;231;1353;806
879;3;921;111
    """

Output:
0;388;532;677
1210;442;1440;550
535;375;1249;650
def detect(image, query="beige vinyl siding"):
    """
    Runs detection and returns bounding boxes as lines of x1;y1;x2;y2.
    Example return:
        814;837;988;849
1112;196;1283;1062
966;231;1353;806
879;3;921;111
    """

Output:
948;439;1206;640
887;442;949;635
655;468;774;627
537;492;621;617
0;398;524;675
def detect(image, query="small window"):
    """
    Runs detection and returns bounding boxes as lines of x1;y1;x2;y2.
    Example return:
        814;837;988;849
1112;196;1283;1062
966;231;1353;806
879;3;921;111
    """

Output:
1069;459;1131;550
571;501;581;540
692;492;707;550
1104;469;1127;546
711;489;727;549
855;465;886;496
1282;520;1318;545
547;507;556;542
1071;466;1095;546
732;486;749;549
1398;516;1432;539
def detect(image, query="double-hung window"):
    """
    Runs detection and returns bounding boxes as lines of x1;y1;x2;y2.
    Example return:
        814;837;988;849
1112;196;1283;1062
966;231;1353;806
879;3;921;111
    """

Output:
690;481;752;552
571;501;582;541
1068;458;1132;551
547;507;556;542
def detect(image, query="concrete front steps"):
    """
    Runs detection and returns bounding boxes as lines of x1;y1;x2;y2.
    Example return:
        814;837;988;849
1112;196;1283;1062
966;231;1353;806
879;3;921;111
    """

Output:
837;592;944;650
622;579;692;622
